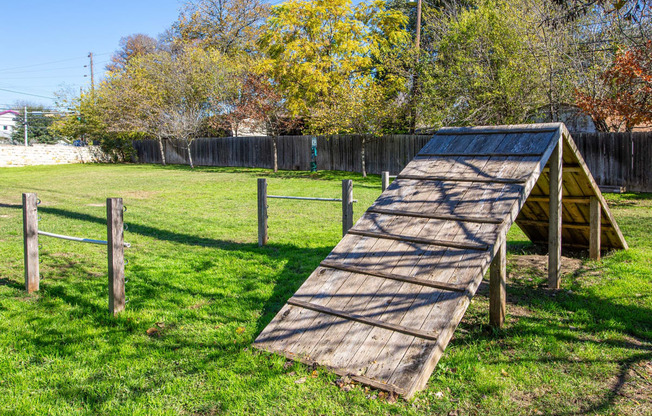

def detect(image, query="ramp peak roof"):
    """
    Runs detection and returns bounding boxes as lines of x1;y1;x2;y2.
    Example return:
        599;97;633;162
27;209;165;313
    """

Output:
254;123;627;398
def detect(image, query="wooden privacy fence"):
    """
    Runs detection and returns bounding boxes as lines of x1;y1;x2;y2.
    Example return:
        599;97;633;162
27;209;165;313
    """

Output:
133;132;652;192
22;193;130;315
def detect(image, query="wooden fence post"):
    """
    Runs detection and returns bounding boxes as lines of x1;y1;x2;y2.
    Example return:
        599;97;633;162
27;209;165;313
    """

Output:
22;193;39;293
258;178;268;246
342;180;353;237
490;239;506;328
548;139;563;289
589;196;601;260
382;171;390;192
107;198;125;315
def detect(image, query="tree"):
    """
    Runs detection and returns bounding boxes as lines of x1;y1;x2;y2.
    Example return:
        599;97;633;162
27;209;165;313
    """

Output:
101;46;233;168
576;40;652;130
50;92;137;162
419;0;541;127
174;0;270;53
259;0;411;176
10;104;57;144
106;34;158;73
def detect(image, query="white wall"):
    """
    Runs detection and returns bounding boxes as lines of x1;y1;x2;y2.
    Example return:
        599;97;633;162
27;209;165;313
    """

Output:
0;144;107;167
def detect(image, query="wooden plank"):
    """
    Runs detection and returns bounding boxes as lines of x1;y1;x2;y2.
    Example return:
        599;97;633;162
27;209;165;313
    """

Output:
548;140;563;289
526;196;590;204
416;152;542;158
489;239;506;328
437;124;561;135
319;261;467;292
516;219;591;230
107;198;125;315
22;193;39;293
590;196;601;260
287;298;440;341
257;178;268;246
347;229;489;251
366;207;502;224
396;174;527;184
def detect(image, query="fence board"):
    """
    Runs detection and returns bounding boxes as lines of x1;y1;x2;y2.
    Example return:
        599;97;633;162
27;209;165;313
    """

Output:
133;132;652;191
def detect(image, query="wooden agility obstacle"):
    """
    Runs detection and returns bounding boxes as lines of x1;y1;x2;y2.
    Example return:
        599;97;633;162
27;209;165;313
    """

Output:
22;194;130;315
253;123;627;398
257;178;355;246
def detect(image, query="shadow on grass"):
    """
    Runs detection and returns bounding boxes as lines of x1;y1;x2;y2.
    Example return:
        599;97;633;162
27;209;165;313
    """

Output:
457;265;651;416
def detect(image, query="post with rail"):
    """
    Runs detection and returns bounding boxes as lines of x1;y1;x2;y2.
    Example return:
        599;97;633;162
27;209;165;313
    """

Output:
381;171;390;192
342;180;353;237
258;178;268;246
22;193;39;293
107;198;125;315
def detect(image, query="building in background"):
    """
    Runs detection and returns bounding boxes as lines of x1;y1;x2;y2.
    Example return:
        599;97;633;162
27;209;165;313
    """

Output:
0;110;19;140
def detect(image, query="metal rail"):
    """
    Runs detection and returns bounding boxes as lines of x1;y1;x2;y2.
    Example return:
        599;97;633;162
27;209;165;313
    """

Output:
268;195;357;202
38;230;131;248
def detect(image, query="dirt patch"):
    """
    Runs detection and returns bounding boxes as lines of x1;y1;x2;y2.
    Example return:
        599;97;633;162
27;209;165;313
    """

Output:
121;190;159;200
509;254;583;279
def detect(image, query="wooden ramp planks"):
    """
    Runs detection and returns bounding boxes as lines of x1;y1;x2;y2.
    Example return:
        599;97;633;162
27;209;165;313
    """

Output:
254;123;627;398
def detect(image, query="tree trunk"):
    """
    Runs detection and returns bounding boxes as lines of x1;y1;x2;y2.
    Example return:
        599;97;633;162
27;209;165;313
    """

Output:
186;140;194;169
158;137;166;166
273;137;278;173
361;136;367;178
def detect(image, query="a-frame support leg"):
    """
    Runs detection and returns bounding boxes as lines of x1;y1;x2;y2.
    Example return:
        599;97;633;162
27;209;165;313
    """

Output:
490;239;506;328
589;196;601;260
548;139;563;289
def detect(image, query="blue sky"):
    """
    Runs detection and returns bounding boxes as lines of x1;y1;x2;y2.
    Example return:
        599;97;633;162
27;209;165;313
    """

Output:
0;0;184;109
0;0;367;110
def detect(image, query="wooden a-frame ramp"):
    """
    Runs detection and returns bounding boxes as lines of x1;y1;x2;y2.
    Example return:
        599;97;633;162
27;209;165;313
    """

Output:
254;123;627;398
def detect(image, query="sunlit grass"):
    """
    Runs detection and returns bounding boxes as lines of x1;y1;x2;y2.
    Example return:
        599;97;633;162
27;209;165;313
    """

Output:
0;164;649;415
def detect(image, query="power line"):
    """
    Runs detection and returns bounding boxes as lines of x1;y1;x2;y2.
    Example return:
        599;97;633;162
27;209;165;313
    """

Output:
0;88;55;100
0;53;110;73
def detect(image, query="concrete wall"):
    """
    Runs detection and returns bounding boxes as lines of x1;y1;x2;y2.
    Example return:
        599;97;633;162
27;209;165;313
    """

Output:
0;144;107;167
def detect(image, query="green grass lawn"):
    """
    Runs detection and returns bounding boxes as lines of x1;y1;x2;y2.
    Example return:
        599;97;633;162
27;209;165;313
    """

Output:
0;164;650;415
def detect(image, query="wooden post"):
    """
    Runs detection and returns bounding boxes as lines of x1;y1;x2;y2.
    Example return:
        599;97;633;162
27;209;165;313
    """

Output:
107;198;125;315
342;180;353;237
258;178;268;246
548;140;563;289
22;193;39;293
589;196;601;260
490;239;506;328
382;171;390;192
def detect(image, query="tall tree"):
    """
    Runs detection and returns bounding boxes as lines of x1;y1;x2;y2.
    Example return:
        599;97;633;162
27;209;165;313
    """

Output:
10;104;57;144
174;0;270;53
259;0;409;123
576;40;652;130
106;34;158;73
419;0;541;127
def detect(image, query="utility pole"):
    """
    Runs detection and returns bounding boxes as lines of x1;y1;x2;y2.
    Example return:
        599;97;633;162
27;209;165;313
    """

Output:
24;106;28;146
86;52;95;92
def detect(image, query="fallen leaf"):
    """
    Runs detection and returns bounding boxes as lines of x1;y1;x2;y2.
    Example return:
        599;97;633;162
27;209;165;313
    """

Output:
434;391;444;399
283;361;293;370
294;377;306;384
311;370;318;378
288;371;296;376
501;369;509;377
236;326;246;334
146;327;159;337
155;322;165;328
